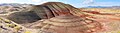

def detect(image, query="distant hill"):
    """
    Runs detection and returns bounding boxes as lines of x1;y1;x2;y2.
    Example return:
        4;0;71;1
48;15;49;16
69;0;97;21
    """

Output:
0;3;33;7
84;6;120;9
106;6;120;9
0;3;34;14
85;6;109;8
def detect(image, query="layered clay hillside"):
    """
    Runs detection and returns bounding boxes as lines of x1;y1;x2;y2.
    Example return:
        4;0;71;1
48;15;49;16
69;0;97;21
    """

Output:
0;2;120;33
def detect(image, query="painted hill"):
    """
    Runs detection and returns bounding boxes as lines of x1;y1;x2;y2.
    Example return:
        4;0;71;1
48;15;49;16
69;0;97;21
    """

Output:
0;2;120;33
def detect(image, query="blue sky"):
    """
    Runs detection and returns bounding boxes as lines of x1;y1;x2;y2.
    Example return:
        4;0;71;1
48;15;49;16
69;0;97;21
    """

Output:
0;0;120;7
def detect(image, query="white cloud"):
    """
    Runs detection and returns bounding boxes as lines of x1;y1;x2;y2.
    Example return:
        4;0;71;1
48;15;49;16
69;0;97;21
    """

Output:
92;2;120;6
0;0;60;4
31;0;42;2
0;0;15;3
83;0;94;4
31;0;60;4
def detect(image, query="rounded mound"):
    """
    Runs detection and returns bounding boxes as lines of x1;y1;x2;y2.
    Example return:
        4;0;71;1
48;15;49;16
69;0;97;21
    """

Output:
40;15;102;33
